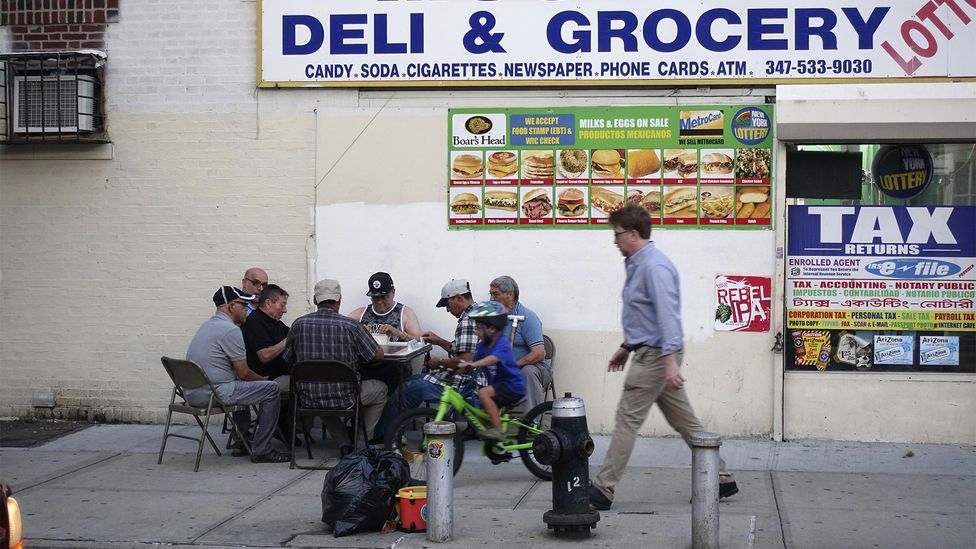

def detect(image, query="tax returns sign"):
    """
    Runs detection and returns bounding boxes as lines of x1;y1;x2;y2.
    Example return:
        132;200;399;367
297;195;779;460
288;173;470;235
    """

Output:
786;206;976;332
258;0;976;86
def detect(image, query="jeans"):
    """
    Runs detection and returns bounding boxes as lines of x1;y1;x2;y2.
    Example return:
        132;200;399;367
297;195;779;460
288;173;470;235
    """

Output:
373;376;477;441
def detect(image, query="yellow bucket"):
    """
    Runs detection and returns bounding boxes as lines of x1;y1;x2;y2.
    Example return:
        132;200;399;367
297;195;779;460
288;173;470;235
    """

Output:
396;486;428;533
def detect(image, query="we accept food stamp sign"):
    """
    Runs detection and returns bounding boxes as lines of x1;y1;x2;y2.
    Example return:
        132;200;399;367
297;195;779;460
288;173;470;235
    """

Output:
446;105;773;229
786;206;976;332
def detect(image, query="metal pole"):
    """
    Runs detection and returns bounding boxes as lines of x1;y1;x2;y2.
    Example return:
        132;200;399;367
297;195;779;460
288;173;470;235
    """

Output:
424;421;456;542
690;431;721;549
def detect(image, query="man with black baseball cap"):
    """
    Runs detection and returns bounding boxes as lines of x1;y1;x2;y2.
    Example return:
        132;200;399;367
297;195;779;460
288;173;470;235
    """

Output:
184;286;289;463
348;272;423;343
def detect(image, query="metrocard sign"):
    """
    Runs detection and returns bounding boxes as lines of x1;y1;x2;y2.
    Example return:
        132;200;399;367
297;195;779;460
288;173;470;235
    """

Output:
258;0;976;87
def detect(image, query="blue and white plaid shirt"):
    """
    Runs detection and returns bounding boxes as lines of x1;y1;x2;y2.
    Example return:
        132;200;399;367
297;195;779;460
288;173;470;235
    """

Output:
283;306;380;408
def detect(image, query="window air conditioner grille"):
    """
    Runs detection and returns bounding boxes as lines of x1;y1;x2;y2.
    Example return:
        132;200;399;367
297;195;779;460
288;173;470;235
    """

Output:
13;75;96;133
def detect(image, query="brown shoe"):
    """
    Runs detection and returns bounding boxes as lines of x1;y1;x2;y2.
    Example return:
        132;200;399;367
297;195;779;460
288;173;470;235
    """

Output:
230;442;248;457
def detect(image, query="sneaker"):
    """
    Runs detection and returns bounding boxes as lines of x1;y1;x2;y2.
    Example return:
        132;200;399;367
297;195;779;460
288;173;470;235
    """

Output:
252;449;290;463
720;481;739;499
588;485;612;511
478;428;504;442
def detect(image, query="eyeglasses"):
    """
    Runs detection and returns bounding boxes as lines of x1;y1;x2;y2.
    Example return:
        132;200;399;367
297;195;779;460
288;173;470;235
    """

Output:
489;289;506;299
613;229;632;239
243;277;267;288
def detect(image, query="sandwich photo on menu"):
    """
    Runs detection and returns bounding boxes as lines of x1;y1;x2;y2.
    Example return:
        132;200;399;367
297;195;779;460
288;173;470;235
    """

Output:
556;188;586;217
662;187;698;217
521;188;553;218
590;187;625;215
591;149;623;178
484;190;518;212
487;151;518;178
452;154;484;179
450;192;481;215
640;190;662;216
663;149;696;176
701;151;734;176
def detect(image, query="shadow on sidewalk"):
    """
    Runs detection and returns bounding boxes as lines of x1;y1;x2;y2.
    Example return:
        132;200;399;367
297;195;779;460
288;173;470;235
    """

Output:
0;420;91;448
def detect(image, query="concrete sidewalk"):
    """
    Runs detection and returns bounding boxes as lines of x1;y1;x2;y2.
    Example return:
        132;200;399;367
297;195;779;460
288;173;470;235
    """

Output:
0;423;973;549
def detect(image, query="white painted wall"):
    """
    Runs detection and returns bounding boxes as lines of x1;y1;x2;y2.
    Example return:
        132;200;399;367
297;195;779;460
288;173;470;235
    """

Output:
313;98;778;437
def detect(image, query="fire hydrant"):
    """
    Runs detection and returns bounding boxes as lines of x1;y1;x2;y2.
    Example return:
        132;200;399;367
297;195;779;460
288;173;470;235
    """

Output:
532;393;601;538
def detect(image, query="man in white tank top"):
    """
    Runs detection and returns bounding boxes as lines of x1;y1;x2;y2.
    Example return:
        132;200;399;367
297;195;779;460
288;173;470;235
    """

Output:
348;272;423;342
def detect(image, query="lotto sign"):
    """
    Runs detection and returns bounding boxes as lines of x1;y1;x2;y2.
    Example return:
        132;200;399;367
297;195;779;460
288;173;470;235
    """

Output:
714;275;771;332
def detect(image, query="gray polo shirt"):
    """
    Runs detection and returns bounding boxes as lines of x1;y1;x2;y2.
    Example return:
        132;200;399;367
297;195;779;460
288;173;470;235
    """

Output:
184;311;245;404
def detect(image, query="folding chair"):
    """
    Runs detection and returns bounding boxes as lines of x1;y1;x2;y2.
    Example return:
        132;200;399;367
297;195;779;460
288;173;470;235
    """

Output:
542;334;557;401
157;356;252;472
289;360;366;470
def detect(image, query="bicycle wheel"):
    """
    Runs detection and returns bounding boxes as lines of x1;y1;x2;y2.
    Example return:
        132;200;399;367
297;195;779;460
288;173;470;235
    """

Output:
384;408;465;484
517;400;554;481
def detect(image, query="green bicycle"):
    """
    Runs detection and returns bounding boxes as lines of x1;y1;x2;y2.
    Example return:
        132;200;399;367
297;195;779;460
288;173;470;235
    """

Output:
383;384;554;483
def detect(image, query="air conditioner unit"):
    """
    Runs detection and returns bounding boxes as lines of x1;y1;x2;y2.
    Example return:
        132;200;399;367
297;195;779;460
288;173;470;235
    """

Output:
13;74;97;134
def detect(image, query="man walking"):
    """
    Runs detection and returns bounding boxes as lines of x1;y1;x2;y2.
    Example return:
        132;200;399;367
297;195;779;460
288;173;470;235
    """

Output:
184;286;289;463
589;205;738;510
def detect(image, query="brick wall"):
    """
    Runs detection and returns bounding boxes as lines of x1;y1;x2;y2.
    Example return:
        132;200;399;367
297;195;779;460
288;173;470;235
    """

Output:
0;0;318;422
1;0;118;50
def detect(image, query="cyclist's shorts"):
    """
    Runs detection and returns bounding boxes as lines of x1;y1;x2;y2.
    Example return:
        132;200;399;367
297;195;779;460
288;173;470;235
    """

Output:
491;383;524;408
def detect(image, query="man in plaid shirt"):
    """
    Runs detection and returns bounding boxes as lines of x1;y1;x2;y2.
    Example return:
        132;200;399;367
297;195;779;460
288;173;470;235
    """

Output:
373;279;480;442
282;278;387;455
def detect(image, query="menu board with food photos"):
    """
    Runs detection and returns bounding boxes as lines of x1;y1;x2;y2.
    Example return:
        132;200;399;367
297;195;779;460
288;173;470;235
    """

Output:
447;105;774;229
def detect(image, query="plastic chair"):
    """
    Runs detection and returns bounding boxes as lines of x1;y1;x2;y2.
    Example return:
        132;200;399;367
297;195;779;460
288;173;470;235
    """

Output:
157;356;252;472
289;360;366;470
542;334;557;401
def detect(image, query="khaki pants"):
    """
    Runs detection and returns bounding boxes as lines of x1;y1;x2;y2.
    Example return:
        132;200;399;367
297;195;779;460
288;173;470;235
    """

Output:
594;347;733;501
324;379;388;447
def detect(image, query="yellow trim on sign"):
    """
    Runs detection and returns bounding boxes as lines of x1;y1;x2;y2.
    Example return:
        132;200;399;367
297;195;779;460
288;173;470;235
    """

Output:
256;76;976;89
256;0;263;88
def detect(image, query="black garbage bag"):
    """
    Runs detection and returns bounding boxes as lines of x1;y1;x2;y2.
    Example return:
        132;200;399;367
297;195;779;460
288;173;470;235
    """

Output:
321;448;410;537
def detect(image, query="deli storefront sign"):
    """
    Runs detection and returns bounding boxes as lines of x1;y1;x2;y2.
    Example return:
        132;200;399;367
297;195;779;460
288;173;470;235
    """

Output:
786;206;976;332
259;0;976;86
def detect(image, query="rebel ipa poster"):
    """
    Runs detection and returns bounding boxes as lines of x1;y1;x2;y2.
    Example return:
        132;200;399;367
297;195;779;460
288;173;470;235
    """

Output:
714;275;771;332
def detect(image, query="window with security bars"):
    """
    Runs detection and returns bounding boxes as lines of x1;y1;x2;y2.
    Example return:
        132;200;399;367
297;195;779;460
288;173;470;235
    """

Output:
0;51;107;143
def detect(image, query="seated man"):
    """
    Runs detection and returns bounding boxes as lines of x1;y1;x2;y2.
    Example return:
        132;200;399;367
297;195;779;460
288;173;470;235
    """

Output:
490;275;550;412
349;272;424;395
242;284;290;387
374;279;479;442
283;278;388;456
348;271;422;342
184;286;288;463
241;267;269;317
241;283;295;443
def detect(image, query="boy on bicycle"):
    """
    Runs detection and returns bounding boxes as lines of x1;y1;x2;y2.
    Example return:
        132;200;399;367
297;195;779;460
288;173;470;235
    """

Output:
464;301;526;441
